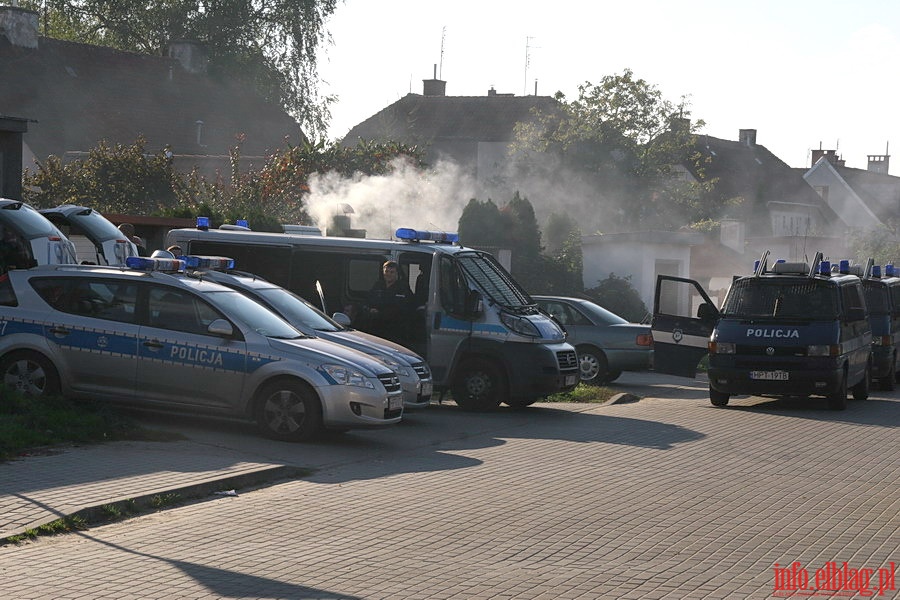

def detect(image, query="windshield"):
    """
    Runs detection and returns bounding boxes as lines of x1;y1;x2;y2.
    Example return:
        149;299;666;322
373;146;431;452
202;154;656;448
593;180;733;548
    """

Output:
721;279;839;320
456;251;534;310
65;208;125;242
202;289;303;339
254;286;342;332
0;202;58;237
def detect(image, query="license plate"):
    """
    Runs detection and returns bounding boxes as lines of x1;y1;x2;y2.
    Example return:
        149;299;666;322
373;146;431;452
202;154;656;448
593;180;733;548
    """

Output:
750;370;789;381
420;381;433;397
565;374;578;386
389;396;403;410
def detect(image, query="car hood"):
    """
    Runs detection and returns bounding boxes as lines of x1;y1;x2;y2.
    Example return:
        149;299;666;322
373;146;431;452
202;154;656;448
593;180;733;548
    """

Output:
317;329;423;365
267;337;393;377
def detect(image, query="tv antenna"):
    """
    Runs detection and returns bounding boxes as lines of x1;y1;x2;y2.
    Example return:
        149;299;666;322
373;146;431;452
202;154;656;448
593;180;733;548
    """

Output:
524;36;538;95
439;26;447;79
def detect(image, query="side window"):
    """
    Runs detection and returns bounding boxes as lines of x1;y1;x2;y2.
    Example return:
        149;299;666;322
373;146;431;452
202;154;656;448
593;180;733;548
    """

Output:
348;257;386;296
541;301;570;325
566;305;593;326
188;241;292;286
148;287;220;334
439;256;467;315
31;278;136;322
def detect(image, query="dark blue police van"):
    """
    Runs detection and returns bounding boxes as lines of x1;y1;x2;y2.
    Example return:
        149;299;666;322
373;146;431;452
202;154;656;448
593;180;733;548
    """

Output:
652;252;872;410
861;263;900;390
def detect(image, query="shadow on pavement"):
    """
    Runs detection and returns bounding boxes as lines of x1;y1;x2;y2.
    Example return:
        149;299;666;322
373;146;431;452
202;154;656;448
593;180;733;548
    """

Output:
722;396;900;426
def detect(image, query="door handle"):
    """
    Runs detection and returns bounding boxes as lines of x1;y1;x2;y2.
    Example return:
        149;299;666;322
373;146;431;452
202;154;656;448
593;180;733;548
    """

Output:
143;340;164;350
48;327;70;337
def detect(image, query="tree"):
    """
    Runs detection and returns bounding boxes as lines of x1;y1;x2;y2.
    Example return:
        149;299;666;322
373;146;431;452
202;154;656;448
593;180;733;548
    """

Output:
584;274;649;323
513;69;712;231
22;0;337;137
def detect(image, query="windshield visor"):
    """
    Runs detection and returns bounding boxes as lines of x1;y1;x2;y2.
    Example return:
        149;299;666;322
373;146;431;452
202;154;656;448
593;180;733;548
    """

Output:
456;251;532;308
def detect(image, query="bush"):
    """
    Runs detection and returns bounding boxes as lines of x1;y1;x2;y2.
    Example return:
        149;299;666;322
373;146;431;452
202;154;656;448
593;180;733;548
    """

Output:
584;273;649;322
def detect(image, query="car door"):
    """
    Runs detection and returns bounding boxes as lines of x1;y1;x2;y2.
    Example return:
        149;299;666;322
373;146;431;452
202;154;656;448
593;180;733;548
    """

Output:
652;275;718;377
31;276;139;398
135;285;247;409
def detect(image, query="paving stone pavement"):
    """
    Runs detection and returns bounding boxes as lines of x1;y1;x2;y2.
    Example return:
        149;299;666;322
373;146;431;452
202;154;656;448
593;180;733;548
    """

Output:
1;374;898;599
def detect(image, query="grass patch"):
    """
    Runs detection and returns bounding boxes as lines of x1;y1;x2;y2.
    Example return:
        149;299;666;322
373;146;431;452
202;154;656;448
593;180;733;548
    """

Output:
544;383;617;403
0;386;182;462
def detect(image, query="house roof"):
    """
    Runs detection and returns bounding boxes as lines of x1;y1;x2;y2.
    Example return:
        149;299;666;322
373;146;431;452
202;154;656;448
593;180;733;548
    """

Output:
342;92;562;159
829;165;900;225
690;134;839;235
0;36;302;164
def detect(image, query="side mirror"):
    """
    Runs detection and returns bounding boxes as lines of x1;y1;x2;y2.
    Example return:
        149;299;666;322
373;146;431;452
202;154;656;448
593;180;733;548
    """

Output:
697;303;719;321
207;318;234;337
465;289;484;316
331;312;352;326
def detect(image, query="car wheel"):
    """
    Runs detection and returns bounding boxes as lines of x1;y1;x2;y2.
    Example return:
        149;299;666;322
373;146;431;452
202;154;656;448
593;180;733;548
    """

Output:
709;387;730;407
254;379;323;442
827;371;848;410
0;351;60;397
576;346;609;385
601;370;622;384
451;357;505;411
851;365;870;401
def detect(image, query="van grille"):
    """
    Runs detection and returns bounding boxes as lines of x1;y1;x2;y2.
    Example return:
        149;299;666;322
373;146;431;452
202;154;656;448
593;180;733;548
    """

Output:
377;373;402;394
411;361;431;379
557;350;578;372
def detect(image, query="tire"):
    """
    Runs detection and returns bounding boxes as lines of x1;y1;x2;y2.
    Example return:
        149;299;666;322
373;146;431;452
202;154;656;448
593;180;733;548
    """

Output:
851;365;870;401
254;380;323;442
451;358;505;411
0;351;60;397
827;372;848;410
601;370;622;384
709;387;730;407
576;346;610;385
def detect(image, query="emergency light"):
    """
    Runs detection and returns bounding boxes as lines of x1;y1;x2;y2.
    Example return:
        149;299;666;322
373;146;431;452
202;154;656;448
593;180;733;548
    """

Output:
873;265;882;278
395;228;459;243
819;261;831;275
126;256;185;273
236;219;249;228
197;216;210;230
887;265;896;277
182;255;235;271
839;259;851;274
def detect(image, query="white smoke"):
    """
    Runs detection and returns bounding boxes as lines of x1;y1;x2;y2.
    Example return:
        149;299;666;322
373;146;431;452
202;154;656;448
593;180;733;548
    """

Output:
305;158;479;239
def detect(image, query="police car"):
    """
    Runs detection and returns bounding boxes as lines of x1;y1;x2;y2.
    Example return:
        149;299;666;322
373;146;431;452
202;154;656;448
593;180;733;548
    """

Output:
176;255;433;409
0;257;403;440
0;199;77;271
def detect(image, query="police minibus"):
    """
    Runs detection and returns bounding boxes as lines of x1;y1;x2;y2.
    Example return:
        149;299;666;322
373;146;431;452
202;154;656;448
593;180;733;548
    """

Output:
651;252;872;410
0;199;77;271
861;263;900;390
166;224;579;410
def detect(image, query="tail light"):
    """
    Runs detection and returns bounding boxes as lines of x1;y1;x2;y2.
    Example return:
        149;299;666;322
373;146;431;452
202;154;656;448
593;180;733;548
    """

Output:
636;333;653;347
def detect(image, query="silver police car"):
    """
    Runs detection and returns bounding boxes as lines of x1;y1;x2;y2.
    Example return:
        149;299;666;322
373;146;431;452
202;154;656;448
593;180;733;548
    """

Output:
0;258;403;441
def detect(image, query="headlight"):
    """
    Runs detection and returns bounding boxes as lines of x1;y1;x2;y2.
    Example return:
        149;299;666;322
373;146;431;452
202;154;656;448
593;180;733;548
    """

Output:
321;364;375;388
500;311;540;337
375;354;410;377
807;345;839;357
709;341;735;354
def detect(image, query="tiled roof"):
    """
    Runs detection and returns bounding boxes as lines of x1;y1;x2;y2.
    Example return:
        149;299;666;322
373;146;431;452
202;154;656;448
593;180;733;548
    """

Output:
0;36;302;163
830;165;900;224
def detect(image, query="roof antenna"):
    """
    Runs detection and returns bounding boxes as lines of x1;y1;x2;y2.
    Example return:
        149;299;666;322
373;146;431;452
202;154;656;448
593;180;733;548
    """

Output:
439;26;446;79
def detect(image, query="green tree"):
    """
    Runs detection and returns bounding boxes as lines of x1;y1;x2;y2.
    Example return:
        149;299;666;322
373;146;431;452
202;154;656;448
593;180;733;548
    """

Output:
584;273;649;323
22;0;337;137
514;69;712;231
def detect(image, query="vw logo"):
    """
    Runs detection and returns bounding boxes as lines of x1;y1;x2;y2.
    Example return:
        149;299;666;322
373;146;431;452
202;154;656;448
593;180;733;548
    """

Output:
766;346;775;356
672;329;683;343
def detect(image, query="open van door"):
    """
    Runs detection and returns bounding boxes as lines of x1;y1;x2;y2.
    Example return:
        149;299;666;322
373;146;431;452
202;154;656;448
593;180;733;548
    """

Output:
652;275;718;377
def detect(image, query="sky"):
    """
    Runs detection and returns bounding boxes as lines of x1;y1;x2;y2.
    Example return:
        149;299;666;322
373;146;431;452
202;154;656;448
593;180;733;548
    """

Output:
317;0;900;174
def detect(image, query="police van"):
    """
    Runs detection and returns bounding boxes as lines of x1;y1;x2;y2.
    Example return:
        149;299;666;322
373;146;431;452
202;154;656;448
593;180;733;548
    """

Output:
651;252;872;410
39;205;139;266
0;256;404;440
166;224;580;410
861;263;900;390
0;199;77;271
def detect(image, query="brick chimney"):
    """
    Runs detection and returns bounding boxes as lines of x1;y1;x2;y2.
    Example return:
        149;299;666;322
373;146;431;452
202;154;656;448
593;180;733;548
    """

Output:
422;64;446;96
739;129;757;147
168;40;208;74
0;5;38;49
867;144;890;174
811;148;845;168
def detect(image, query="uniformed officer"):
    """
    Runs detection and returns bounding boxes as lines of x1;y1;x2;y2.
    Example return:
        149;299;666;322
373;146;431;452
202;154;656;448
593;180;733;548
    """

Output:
365;260;414;344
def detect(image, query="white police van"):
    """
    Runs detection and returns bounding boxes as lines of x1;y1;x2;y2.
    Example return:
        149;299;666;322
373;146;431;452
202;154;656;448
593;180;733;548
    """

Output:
177;254;433;409
652;251;872;410
0;256;403;440
166;224;579;410
39;204;139;266
0;199;77;271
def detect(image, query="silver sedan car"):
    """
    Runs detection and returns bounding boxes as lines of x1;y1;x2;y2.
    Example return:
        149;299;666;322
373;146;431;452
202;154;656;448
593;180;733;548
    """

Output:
533;296;653;384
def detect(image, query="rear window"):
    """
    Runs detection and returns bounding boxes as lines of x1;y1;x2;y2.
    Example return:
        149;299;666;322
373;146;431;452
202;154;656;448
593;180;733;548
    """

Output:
722;279;838;319
863;284;890;314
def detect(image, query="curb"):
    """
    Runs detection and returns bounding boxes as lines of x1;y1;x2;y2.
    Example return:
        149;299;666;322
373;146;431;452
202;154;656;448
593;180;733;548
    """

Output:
2;464;306;544
604;392;641;406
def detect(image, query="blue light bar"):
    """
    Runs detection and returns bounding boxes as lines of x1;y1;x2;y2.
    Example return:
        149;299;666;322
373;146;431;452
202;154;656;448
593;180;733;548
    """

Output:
395;228;459;243
182;255;235;270
197;216;210;230
236;219;249;228
126;256;185;273
819;261;831;275
839;259;850;274
873;265;882;278
887;264;896;277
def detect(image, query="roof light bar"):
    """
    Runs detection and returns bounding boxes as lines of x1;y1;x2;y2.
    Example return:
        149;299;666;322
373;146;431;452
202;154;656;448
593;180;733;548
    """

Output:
395;228;459;243
182;255;235;271
872;265;882;278
819;261;831;275
126;256;185;273
197;216;210;231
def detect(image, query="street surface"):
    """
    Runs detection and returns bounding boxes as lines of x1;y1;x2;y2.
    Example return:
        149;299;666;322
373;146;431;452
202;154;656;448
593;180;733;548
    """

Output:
1;372;898;599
